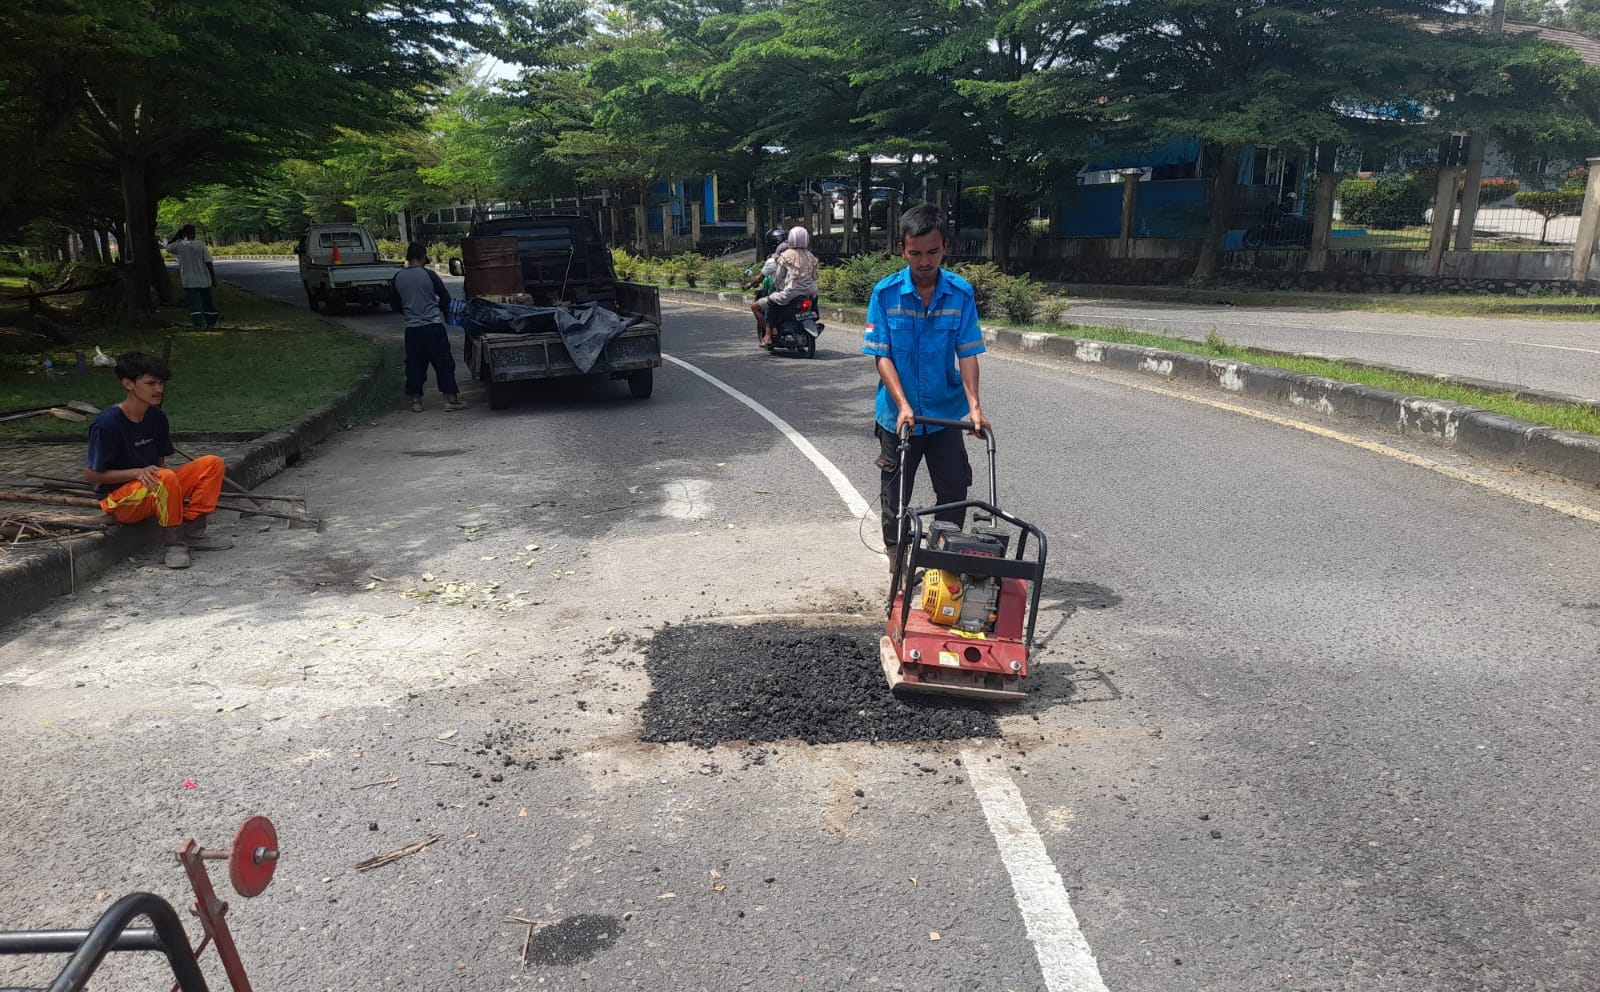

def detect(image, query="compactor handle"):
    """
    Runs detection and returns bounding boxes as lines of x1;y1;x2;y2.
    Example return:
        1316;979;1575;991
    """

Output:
896;416;999;507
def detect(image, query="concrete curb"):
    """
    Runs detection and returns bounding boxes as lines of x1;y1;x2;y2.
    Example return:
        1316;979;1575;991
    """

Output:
0;352;390;633
661;286;1600;489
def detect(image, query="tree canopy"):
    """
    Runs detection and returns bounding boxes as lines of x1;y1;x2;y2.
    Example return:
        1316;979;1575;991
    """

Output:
8;0;1600;291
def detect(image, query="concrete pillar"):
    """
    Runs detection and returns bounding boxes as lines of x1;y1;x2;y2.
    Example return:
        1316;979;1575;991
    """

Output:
1425;166;1464;277
690;201;702;247
746;204;757;236
887;199;902;250
1117;171;1142;259
634;204;649;258
1306;171;1339;272
660;204;672;252
1570;157;1600;283
842;191;854;253
1456;134;1487;251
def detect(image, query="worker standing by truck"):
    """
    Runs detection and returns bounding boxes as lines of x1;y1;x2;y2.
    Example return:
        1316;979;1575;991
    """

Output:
393;242;466;413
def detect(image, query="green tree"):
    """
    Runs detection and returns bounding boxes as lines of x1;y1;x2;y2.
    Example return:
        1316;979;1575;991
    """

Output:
13;0;482;311
1080;1;1598;284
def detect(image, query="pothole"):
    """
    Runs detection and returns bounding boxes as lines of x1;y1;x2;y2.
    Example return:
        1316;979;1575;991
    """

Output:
637;621;1003;748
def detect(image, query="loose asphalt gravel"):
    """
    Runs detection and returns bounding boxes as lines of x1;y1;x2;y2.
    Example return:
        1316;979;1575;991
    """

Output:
636;621;1003;747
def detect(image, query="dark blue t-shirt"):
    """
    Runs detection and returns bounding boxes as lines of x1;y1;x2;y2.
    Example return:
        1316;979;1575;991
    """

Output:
85;405;174;495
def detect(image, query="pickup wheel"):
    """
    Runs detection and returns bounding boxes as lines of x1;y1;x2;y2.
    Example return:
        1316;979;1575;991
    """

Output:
389;291;403;313
627;368;654;399
305;283;320;312
326;289;347;315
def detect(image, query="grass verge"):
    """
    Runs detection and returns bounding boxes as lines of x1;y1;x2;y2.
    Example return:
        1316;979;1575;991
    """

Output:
1042;321;1600;436
1;284;385;438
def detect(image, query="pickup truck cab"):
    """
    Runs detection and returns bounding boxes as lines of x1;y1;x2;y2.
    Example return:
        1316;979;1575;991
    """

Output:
459;214;662;409
294;223;403;315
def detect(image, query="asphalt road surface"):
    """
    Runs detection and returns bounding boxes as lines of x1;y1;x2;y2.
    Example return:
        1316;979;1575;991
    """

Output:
2;263;1597;992
224;257;1600;401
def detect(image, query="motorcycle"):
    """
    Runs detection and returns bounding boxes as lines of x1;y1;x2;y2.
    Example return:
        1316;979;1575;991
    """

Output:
763;295;824;358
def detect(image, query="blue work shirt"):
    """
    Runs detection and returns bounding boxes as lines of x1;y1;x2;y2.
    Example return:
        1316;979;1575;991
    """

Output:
862;266;986;434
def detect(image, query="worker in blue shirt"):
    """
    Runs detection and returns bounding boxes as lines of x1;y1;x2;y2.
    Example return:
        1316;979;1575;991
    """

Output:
862;204;989;574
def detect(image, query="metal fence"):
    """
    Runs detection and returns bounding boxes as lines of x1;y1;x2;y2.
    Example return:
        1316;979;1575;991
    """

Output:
1331;166;1590;251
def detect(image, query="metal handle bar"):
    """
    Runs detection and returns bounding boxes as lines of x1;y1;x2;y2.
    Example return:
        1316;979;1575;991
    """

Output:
896;416;998;508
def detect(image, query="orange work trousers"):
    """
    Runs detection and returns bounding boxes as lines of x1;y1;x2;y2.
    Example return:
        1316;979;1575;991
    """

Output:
98;454;225;528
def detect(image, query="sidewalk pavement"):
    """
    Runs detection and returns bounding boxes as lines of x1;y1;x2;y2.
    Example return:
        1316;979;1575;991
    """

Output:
0;354;386;632
663;286;1600;490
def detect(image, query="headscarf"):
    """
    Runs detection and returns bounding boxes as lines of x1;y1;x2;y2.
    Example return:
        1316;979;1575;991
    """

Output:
785;226;811;250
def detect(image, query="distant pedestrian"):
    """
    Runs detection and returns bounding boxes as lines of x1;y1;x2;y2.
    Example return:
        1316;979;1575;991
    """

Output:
166;225;219;328
393;242;465;412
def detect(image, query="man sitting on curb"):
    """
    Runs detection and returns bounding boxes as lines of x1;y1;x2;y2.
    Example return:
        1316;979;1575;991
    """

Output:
83;351;233;569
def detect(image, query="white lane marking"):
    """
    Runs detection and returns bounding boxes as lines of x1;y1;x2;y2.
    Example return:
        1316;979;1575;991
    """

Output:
662;349;1100;988
662;354;871;519
965;749;1111;992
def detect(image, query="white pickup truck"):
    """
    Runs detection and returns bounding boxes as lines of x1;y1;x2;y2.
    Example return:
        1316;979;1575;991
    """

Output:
294;223;403;315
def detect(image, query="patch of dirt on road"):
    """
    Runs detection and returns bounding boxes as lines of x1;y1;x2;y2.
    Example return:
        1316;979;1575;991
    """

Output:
637;621;1002;747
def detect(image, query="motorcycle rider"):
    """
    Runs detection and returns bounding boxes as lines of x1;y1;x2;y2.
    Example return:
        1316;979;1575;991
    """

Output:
752;226;819;350
745;237;788;346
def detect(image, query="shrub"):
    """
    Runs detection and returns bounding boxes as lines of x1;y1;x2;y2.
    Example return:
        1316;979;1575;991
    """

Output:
704;259;740;289
210;241;297;256
1475;178;1520;205
675;252;705;287
997;275;1041;324
1041;297;1070;324
427;243;461;266
952;262;1006;317
377;238;408;260
1337;176;1428;229
1560;167;1588;193
612;248;641;282
826;252;902;305
1514;190;1585;242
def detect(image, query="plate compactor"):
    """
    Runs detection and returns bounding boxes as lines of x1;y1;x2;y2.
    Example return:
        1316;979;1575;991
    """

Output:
881;417;1047;702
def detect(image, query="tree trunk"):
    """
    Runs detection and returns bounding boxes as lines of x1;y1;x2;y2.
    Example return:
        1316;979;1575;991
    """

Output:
147;191;172;305
1191;144;1242;287
118;156;158;313
858;155;872;248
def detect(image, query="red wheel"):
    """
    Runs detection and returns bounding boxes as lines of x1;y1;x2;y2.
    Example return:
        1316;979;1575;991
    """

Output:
228;815;279;897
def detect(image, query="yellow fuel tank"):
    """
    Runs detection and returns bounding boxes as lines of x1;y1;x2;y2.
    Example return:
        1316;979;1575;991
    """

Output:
920;569;964;627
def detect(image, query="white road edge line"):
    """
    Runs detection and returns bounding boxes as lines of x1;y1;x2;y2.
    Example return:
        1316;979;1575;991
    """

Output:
966;749;1111;992
660;350;1108;991
662;354;871;519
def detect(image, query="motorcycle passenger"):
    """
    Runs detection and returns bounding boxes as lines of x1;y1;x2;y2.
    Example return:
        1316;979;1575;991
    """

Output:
752;226;819;350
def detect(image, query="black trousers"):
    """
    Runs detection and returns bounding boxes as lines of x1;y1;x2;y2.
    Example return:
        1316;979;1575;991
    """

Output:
404;322;458;396
877;424;972;549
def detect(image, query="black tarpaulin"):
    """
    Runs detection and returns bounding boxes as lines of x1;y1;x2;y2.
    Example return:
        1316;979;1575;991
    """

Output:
461;299;639;373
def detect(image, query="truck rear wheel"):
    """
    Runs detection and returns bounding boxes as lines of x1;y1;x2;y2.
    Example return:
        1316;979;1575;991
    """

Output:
305;283;320;312
627;368;653;399
389;290;403;313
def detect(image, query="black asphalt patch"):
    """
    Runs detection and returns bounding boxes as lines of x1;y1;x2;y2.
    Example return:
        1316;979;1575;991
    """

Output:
524;914;624;966
638;621;1002;748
